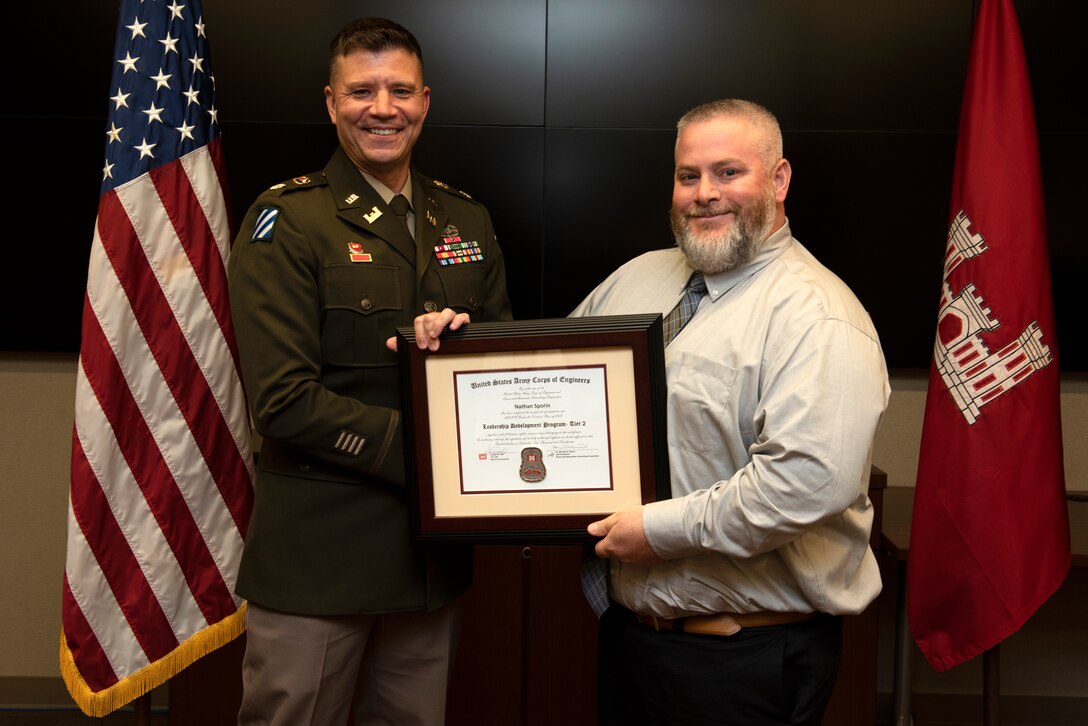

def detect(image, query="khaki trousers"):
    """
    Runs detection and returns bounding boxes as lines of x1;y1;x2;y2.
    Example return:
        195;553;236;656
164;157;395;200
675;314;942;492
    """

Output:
239;601;459;726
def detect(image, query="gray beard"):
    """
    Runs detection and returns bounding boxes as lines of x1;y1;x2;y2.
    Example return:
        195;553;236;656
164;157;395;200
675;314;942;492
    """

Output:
671;192;776;274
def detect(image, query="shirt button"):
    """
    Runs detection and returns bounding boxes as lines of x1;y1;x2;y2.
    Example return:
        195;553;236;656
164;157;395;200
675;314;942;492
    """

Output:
299;463;311;473
360;298;373;311
423;300;438;313
468;295;479;308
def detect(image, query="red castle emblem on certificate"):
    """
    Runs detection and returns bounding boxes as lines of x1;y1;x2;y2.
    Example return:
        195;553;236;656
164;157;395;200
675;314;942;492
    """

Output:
519;447;546;483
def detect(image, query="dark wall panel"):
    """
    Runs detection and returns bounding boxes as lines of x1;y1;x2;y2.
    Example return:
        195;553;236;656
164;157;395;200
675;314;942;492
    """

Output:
784;131;957;368
545;0;971;130
4;0;1085;369
4;117;100;352
214;0;546;126
415;126;546;320
541;127;959;369
542;129;676;317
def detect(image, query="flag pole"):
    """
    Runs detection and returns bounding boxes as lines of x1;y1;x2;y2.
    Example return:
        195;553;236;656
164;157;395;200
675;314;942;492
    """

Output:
982;646;999;726
133;693;151;726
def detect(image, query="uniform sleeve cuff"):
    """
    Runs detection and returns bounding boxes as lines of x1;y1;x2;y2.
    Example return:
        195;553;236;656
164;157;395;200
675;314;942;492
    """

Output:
370;409;404;485
642;497;698;560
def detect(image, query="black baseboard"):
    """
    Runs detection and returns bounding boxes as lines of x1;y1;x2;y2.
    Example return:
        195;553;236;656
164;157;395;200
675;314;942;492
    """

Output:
877;691;1088;726
0;678;167;710
2;679;1084;725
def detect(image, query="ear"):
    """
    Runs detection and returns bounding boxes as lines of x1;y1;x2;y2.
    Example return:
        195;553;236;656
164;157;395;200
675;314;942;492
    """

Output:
772;158;792;203
324;85;336;124
420;85;431;121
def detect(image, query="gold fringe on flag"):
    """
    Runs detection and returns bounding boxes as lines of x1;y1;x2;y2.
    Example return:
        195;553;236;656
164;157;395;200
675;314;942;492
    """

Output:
59;602;248;718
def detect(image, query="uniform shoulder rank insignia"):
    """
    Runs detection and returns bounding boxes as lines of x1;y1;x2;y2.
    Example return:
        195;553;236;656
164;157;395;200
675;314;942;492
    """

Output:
252;207;280;242
431;179;474;200
266;172;325;196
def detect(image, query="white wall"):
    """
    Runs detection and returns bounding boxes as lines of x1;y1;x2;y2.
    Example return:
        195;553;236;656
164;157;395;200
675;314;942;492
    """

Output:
1;353;78;680
873;370;1088;492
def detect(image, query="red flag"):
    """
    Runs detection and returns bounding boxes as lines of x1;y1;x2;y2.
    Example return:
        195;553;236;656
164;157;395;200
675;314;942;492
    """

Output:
61;0;254;715
908;0;1070;672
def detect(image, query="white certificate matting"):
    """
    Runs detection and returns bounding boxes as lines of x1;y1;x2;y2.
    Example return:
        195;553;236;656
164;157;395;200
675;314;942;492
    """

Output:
454;364;612;494
425;347;644;518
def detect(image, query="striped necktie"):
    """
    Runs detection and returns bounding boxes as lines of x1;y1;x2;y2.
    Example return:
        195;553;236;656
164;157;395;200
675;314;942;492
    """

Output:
581;270;709;617
662;271;708;345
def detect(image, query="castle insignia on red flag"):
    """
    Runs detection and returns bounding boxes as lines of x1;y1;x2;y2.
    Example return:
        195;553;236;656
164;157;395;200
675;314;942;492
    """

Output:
935;209;1054;425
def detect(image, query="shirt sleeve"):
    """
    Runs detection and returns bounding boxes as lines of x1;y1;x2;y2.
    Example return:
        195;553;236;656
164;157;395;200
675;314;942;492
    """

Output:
643;317;889;559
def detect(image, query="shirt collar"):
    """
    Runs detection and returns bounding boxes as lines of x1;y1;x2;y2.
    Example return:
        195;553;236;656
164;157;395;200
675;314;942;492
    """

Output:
360;169;414;211
701;220;793;302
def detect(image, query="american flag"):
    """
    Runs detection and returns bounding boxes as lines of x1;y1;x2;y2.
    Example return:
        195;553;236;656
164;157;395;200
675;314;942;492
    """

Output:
61;0;254;715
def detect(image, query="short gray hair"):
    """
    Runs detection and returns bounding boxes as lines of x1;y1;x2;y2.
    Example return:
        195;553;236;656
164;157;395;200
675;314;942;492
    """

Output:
677;99;782;169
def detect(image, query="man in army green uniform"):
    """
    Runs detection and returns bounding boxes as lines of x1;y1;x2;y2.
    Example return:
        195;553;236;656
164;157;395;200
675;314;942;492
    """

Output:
227;17;511;725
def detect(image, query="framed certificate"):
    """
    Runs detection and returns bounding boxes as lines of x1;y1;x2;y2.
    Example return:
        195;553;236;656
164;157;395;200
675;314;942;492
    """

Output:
396;314;669;541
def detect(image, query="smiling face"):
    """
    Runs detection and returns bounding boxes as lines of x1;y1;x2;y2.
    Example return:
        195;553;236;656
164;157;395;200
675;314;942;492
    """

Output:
670;115;790;273
324;47;430;191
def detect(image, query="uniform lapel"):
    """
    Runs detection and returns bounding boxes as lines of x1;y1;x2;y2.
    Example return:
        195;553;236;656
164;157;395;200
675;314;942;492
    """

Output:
413;173;449;282
324;148;416;265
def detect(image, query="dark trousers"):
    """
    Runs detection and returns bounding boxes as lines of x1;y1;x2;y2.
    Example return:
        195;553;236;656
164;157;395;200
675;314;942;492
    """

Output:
597;605;842;726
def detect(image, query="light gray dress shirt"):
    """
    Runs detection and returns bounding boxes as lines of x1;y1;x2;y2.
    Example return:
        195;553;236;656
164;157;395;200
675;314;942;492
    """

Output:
571;223;890;618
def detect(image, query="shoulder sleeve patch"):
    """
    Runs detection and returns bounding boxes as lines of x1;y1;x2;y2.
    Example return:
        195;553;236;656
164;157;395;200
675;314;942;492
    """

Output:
252;207;280;242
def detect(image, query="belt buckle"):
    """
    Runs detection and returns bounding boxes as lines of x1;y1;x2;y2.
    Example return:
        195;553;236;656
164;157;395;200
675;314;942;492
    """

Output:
719;615;742;636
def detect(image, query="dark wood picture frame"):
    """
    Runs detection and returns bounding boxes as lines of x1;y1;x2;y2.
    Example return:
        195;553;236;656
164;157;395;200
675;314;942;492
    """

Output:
396;314;669;542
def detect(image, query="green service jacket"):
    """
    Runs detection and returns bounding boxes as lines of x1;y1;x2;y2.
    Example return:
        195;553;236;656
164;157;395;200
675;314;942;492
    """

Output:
228;147;512;615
